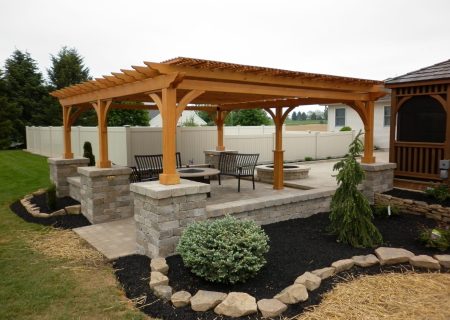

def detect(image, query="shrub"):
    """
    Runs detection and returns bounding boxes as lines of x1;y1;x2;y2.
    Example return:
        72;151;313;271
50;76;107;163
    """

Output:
83;141;95;166
176;216;270;284
328;131;383;248
304;156;314;161
373;204;400;219
46;183;57;211
418;227;450;251
425;184;450;203
339;126;352;132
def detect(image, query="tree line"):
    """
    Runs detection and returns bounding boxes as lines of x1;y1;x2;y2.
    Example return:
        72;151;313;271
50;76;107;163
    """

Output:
290;108;327;121
0;47;149;149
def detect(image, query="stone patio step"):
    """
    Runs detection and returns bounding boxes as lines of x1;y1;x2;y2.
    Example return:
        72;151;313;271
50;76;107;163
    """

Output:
74;217;137;260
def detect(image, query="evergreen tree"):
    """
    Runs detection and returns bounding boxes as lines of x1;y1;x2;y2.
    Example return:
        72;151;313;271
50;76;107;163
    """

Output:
324;106;328;120
300;112;307;120
310;112;317;120
107;108;149;126
291;111;297;121
46;47;92;125
328;131;383;248
196;110;214;125
4;50;48;143
225;109;271;126
0;69;22;149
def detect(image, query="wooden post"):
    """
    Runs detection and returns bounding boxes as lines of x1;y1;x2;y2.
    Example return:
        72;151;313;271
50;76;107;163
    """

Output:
92;100;112;168
265;106;294;190
215;110;226;151
362;101;376;163
389;92;397;163
273;107;284;189
62;105;74;159
445;85;450;160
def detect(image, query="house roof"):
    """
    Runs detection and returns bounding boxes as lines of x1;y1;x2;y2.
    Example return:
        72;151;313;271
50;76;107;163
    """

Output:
385;59;450;85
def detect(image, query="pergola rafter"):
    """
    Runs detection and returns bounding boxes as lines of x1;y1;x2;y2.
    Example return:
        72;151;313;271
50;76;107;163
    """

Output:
51;57;386;189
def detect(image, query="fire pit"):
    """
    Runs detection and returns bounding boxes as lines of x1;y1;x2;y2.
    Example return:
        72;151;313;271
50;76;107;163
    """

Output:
256;164;310;183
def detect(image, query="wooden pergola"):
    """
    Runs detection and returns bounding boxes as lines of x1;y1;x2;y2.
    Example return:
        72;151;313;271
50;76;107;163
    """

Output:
51;57;386;190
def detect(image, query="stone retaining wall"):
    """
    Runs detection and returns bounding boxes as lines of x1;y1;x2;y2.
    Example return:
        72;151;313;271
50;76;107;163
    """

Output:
374;193;450;222
360;163;396;204
48;157;89;197
67;176;81;202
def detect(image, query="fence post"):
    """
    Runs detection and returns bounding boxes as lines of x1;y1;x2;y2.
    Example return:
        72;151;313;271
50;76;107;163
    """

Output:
124;125;132;166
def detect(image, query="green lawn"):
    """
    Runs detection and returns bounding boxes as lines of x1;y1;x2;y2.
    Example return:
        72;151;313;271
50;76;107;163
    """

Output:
0;150;146;320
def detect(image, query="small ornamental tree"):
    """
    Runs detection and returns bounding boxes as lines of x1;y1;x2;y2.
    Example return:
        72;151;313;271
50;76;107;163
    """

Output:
83;141;95;166
328;131;383;248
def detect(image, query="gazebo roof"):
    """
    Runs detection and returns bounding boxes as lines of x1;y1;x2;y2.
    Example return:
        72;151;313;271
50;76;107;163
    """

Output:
385;58;450;85
51;57;385;108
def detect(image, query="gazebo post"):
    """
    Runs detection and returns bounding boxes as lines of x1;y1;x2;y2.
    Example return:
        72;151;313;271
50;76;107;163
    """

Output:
265;106;294;190
92;99;112;168
215;110;227;151
62;105;74;159
361;101;376;163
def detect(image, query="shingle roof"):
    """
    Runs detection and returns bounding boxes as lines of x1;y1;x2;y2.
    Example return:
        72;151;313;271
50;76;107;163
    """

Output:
385;59;450;84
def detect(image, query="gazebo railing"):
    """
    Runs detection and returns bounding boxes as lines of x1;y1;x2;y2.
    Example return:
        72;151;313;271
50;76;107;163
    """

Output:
393;141;445;180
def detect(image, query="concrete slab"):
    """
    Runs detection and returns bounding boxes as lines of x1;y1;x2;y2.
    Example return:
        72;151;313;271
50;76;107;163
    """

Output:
74;217;137;260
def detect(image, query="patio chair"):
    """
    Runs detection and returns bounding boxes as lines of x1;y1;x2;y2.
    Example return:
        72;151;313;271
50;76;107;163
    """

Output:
134;152;183;181
218;152;259;192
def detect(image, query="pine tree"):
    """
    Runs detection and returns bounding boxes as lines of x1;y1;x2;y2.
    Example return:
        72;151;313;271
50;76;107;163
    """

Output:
328;131;383;248
0;69;22;149
291;111;297;121
46;47;92;125
4;50;48;143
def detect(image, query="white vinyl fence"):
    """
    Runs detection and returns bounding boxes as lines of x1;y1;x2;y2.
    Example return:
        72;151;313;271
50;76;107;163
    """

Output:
26;126;356;166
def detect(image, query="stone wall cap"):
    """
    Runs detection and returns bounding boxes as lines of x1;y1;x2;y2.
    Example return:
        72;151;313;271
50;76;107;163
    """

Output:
360;162;397;171
78;165;132;177
48;157;89;165
130;179;210;199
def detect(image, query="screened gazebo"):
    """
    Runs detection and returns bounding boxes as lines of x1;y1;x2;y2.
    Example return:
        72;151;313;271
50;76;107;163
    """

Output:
385;59;450;187
51;57;386;190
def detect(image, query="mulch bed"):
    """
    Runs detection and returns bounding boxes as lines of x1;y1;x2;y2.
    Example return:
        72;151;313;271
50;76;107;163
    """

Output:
9;193;90;229
384;188;450;207
113;212;449;320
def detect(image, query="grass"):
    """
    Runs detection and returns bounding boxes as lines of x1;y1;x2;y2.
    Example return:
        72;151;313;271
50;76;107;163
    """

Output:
0;150;147;320
284;119;327;125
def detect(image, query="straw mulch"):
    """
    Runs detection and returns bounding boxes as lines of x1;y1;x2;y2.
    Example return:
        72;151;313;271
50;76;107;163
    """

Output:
297;272;450;320
26;228;105;268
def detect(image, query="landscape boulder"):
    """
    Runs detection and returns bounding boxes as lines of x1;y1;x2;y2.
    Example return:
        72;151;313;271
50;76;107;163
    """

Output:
375;247;414;265
274;284;308;304
171;291;191;307
149;271;169;289
190;290;227;312
153;285;172;300
331;259;354;272
409;255;441;270
294;271;321;291
311;267;335;279
214;292;257;317
434;254;450;268
150;257;169;275
352;254;379;267
257;299;287;318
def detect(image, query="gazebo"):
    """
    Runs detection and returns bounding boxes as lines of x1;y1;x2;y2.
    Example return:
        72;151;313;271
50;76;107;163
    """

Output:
385;59;450;188
51;57;386;190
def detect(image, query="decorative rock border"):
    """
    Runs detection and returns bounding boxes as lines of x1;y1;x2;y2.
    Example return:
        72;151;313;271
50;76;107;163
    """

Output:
20;190;81;218
147;248;450;318
375;192;450;222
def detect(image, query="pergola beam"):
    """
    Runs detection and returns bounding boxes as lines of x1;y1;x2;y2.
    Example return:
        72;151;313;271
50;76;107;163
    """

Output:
58;73;182;106
144;61;383;93
177;79;371;101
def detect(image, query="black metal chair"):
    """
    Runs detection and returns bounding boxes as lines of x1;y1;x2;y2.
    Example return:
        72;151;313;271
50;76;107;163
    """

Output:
218;152;259;192
134;152;183;181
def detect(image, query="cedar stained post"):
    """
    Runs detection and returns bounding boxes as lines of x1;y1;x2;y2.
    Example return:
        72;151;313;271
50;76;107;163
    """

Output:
92;99;112;168
362;101;376;163
62;105;74;159
215;110;227;151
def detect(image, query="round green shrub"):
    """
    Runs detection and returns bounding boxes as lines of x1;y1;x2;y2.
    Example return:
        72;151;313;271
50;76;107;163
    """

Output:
176;216;270;284
339;126;352;132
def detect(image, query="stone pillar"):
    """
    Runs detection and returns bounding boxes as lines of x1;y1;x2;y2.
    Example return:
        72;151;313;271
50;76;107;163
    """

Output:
78;166;132;224
361;162;396;203
204;150;238;168
131;179;209;258
48;157;90;197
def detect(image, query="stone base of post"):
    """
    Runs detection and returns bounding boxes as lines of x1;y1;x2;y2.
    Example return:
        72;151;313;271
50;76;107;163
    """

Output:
361;162;397;204
131;179;210;258
48;157;90;197
78;166;132;224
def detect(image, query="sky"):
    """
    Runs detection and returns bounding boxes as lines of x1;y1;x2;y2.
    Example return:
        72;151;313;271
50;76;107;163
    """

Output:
1;0;450;113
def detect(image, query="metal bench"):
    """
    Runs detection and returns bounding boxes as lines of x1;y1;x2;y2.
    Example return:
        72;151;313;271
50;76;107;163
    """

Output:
218;152;259;192
134;152;183;182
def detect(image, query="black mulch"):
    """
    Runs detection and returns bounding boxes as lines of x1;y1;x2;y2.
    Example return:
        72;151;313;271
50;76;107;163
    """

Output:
9;192;90;229
384;188;450;207
113;213;449;320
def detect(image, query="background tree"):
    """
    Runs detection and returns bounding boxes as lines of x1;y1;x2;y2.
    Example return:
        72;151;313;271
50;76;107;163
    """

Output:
225;109;271;126
107;108;149;126
196;111;214;125
328;131;383;248
0;69;22;149
291;111;298;120
4;50;47;144
323;106;328;120
46;47;93;125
